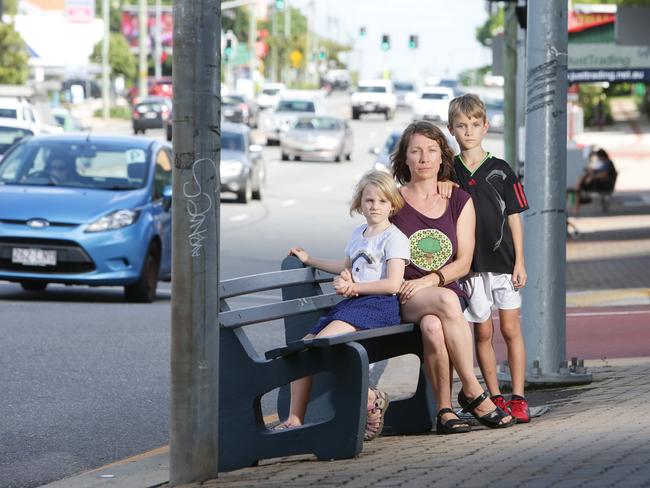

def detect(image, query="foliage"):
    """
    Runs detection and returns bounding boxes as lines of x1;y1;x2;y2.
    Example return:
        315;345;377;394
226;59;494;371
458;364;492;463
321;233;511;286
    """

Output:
90;33;137;82
475;7;504;47
222;5;250;42
0;23;29;85
93;105;131;119
2;0;19;15
578;85;612;126
458;65;491;86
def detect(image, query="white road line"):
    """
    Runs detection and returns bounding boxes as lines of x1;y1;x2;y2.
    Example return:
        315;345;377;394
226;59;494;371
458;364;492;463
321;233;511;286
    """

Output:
230;214;249;222
281;199;297;207
566;310;650;318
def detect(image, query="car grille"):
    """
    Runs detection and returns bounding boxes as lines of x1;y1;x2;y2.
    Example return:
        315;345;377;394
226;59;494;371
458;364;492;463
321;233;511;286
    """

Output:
0;238;95;274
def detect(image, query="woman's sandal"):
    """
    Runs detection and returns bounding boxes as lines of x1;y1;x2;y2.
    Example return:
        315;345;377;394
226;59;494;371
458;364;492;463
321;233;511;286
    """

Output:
458;390;516;429
364;388;390;441
436;408;471;435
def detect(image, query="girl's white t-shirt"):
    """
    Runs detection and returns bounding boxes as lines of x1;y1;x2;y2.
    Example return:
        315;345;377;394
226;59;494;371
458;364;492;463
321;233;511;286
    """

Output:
345;224;410;284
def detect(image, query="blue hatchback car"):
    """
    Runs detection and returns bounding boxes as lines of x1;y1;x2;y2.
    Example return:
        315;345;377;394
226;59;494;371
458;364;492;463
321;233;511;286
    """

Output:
0;134;172;302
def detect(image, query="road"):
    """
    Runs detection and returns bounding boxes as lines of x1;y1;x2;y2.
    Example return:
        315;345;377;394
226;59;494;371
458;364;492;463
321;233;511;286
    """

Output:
1;92;648;488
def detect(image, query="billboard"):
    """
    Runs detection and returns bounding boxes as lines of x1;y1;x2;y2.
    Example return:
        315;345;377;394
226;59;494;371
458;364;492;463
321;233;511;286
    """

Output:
121;6;173;51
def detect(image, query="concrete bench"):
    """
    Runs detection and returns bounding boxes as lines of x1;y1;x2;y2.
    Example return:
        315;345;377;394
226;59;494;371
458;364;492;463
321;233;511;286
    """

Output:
217;255;436;472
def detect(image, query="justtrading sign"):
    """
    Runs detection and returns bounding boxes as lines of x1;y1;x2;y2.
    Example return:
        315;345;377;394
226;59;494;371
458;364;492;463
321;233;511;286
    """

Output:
568;69;650;83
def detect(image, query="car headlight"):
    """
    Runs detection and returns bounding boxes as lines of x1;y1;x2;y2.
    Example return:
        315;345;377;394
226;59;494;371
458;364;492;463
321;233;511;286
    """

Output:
221;159;244;176
85;209;140;233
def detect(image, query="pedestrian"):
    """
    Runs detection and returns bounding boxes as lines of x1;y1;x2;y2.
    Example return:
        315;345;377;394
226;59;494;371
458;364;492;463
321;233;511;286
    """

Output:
573;147;617;214
276;170;410;441
391;120;515;433
444;93;531;423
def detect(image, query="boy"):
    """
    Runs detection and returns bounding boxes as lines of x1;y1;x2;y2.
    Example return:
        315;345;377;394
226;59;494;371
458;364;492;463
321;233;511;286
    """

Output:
446;93;531;423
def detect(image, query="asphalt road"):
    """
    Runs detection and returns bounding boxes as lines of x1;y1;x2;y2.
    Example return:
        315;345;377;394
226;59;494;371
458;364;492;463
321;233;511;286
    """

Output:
3;94;478;488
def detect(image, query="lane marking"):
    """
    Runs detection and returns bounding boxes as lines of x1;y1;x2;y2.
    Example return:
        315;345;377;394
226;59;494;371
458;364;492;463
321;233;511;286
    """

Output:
230;214;249;222
566;310;650;318
281;199;297;207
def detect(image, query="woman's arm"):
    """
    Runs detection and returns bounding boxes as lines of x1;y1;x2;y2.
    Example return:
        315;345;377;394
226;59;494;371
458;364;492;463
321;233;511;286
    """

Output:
289;247;349;274
339;258;406;296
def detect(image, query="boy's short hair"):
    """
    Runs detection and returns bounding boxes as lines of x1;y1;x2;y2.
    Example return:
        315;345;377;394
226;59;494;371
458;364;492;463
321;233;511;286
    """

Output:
448;93;487;126
390;121;456;186
350;170;404;217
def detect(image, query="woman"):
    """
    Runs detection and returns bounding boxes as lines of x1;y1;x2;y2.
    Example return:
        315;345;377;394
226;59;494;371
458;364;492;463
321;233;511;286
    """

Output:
391;121;515;433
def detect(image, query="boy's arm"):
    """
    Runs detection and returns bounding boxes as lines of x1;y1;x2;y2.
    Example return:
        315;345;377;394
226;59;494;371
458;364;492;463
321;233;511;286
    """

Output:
437;180;459;199
507;213;527;288
345;258;406;296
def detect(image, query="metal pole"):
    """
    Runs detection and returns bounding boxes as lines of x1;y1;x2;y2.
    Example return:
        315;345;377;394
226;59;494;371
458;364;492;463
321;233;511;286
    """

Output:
170;0;221;484
138;0;148;99
271;6;277;82
503;3;517;171
101;0;110;120
248;0;257;85
515;0;527;180
283;0;290;85
521;0;591;386
155;0;162;79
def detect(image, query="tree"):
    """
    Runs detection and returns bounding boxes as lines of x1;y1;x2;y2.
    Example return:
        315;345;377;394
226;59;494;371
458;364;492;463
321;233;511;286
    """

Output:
0;23;29;84
90;32;137;82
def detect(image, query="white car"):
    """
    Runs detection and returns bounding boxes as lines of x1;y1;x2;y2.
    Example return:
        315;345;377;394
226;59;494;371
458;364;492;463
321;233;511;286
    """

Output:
264;93;325;145
256;82;286;110
393;81;418;109
0;119;34;161
350;79;397;120
0;97;62;134
412;86;454;123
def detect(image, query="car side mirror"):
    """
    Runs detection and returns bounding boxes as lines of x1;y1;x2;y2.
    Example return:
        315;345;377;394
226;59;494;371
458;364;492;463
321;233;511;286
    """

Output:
162;185;172;211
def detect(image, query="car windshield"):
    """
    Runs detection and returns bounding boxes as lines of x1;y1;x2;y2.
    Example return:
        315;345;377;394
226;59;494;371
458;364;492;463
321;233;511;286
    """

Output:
262;88;280;95
136;102;164;113
0;140;151;190
421;92;449;100
277;100;315;112
294;117;341;131
0;127;33;155
223;96;244;106
0;108;18;118
394;82;415;91
221;132;245;151
358;86;387;93
485;99;504;110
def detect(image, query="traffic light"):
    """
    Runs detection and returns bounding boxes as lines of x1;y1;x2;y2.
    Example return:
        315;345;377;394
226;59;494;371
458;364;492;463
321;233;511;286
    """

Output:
408;34;418;49
359;26;366;37
225;38;233;59
275;0;284;9
381;34;390;51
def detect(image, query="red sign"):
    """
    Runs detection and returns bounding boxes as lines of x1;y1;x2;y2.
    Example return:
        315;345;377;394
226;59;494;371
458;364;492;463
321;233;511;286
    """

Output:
65;0;95;23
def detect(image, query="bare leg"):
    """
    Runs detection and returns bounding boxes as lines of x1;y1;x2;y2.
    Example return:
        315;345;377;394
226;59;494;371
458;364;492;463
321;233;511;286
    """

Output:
499;308;526;397
474;317;501;397
401;287;512;424
419;315;455;424
284;320;357;426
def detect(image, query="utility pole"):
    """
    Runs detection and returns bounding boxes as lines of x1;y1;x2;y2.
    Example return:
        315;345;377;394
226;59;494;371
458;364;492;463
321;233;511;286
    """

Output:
155;0;162;79
169;0;221;484
515;0;527;180
521;0;591;386
283;0;290;85
503;3;517;171
138;0;147;99
248;1;257;86
271;6;277;82
101;0;110;120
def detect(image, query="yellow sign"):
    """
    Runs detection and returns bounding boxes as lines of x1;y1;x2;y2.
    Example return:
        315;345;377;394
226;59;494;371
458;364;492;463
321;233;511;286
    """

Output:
290;50;303;68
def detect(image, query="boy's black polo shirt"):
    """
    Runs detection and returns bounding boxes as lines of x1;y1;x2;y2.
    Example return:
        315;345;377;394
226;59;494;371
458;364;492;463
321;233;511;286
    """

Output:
453;154;529;274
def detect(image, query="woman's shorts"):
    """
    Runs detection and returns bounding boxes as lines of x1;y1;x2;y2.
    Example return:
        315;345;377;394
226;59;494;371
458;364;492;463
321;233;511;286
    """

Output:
310;294;401;335
460;272;521;323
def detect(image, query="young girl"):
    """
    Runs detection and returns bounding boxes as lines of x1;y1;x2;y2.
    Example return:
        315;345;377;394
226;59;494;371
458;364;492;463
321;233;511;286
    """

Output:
277;170;410;441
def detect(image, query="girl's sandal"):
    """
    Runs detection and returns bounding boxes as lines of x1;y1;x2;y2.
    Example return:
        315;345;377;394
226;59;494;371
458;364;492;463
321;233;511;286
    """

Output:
364;388;390;441
272;420;299;431
436;407;471;435
458;390;516;429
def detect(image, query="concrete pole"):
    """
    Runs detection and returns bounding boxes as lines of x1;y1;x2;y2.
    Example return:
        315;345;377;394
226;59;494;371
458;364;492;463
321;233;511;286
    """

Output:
503;3;517;171
138;0;148;99
521;0;589;385
515;0;527;180
155;0;162;79
271;6;277;82
101;0;110;120
248;0;257;85
169;0;221;484
283;1;290;85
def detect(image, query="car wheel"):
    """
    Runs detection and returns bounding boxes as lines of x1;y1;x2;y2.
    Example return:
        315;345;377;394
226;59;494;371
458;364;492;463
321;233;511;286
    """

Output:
281;152;289;161
133;128;139;135
346;153;352;161
352;109;360;120
237;176;252;203
124;245;160;303
166;125;172;141
21;281;47;292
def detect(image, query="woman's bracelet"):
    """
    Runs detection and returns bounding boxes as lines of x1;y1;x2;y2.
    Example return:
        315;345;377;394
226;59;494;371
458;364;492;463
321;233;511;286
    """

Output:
433;269;445;287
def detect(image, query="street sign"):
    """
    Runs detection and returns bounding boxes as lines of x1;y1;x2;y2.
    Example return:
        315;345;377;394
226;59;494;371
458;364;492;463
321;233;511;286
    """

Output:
289;49;303;68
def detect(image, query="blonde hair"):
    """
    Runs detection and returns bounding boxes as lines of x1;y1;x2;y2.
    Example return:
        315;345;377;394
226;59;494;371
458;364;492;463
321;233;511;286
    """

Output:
448;93;487;126
350;170;404;217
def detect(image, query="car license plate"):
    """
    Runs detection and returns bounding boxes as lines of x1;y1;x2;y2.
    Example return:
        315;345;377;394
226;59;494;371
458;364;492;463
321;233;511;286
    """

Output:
12;248;57;266
223;108;234;116
145;112;158;119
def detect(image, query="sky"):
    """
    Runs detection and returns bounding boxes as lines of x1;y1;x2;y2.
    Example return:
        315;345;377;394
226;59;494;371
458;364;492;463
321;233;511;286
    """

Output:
288;0;493;81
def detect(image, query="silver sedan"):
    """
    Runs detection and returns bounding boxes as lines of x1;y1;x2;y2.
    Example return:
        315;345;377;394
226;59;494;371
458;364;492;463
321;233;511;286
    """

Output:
280;116;353;163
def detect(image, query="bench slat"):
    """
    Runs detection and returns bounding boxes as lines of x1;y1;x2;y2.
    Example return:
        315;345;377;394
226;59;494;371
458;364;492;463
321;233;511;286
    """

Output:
219;267;334;299
219;292;343;328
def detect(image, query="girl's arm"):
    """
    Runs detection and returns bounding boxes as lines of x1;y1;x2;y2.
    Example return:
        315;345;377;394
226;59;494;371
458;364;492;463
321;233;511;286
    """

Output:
289;247;349;274
507;213;527;288
338;258;406;296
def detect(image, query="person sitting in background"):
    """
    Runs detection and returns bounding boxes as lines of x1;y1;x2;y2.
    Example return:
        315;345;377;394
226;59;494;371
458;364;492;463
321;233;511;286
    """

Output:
573;148;617;214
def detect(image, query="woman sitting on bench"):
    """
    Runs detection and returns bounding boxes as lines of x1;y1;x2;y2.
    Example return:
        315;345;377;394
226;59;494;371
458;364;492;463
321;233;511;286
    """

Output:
573;148;617;214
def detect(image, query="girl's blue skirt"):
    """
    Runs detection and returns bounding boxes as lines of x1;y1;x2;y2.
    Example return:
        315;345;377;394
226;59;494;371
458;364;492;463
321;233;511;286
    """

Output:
310;294;402;335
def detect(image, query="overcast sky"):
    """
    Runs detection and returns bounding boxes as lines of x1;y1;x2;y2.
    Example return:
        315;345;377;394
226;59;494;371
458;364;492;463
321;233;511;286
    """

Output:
288;0;492;81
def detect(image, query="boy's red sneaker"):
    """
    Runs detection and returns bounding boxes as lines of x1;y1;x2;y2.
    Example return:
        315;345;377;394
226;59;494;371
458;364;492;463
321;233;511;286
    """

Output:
490;395;510;414
508;396;530;423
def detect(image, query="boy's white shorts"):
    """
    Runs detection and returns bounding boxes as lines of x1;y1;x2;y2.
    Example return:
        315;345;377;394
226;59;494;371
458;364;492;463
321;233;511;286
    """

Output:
460;272;521;324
